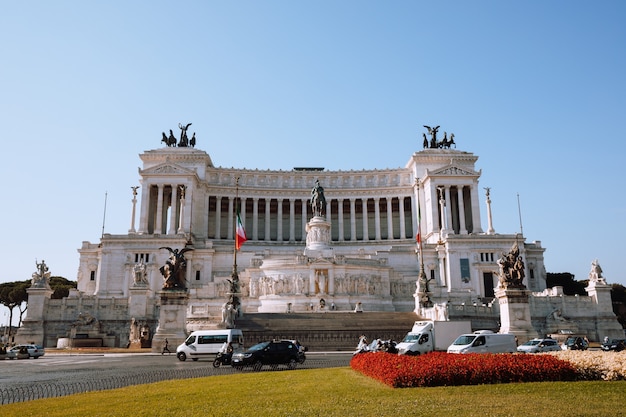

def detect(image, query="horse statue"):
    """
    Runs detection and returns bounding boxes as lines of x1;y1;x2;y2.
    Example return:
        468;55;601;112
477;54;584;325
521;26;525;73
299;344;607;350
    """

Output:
311;179;326;217
167;130;177;146
161;132;171;147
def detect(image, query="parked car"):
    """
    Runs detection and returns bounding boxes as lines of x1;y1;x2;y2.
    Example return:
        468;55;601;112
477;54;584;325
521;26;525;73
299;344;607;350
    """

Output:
517;338;562;353
562;337;588;351
601;338;626;352
7;344;45;359
231;340;305;371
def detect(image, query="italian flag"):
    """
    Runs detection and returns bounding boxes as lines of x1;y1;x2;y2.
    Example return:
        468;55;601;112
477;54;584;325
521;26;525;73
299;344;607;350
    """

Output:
235;211;247;250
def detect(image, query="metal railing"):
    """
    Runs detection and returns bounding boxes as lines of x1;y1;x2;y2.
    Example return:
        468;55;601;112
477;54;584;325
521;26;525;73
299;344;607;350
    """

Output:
0;357;350;404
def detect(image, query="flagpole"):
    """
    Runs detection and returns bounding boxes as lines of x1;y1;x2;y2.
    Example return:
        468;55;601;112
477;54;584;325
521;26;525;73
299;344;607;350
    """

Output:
232;177;239;276
416;179;425;274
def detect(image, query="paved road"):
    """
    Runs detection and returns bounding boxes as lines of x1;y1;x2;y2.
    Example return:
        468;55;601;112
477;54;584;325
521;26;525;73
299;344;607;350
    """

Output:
0;351;353;387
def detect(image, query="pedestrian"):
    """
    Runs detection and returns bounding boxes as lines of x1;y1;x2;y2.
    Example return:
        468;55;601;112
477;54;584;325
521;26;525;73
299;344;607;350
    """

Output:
162;338;171;355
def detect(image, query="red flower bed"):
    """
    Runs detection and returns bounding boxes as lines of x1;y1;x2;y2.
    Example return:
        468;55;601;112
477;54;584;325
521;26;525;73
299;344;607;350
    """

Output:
350;351;578;388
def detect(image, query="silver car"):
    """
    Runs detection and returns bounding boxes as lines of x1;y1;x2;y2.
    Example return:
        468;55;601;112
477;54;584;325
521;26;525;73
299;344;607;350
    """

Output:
517;338;561;353
6;344;46;359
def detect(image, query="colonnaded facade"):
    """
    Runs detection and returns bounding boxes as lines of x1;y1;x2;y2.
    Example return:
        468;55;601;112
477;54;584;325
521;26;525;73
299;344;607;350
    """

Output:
17;127;623;348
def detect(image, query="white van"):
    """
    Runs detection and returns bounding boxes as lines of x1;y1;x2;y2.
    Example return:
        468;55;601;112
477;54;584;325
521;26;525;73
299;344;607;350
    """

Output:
447;331;516;354
176;329;244;361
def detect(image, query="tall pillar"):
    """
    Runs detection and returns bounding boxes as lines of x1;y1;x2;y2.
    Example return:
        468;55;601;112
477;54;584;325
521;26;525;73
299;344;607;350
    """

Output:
399;197;406;239
326;200;331;222
486;188;495;235
374;198;381;240
177;185;186;234
429;185;439;236
227;197;234;240
301;198;307;240
155;185;164;234
338;198;344;241
265;199;271;241
138;183;150;234
168;184;178;234
444;187;453;234
362;198;369;241
386;198;393;239
437;187;447;239
457;186;467;234
252;198;259;240
129;186;139;233
350;198;356;241
437;245;447;288
277;198;283;242
215;196;222;239
411;190;418;241
470;183;483;233
289;198;295;242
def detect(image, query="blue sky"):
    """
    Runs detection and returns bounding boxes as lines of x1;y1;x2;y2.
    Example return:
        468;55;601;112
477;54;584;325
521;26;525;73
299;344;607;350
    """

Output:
1;1;625;324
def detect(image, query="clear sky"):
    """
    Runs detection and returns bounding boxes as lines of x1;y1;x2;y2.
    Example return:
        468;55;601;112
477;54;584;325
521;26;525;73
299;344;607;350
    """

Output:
1;1;625;324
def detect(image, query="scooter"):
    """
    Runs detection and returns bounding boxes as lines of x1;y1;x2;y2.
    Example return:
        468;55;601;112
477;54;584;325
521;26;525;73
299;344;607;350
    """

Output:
213;351;233;368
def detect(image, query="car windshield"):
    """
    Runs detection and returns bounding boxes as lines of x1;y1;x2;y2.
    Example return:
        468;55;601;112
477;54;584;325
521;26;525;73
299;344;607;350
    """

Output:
452;335;476;346
402;334;420;343
523;340;541;346
247;341;270;352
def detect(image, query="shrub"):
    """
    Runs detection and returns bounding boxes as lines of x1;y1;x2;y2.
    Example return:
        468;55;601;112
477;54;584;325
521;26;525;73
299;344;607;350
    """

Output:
350;351;578;388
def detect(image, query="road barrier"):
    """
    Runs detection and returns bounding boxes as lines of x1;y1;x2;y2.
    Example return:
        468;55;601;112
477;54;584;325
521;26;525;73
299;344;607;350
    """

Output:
0;356;350;404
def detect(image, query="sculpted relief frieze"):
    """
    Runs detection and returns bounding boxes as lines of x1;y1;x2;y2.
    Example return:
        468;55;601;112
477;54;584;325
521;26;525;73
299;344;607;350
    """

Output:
430;165;478;176
206;169;412;192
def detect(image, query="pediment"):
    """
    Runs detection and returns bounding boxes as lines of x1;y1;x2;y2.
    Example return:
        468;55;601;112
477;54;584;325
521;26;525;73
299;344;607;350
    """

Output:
140;163;195;176
308;257;334;266
428;164;479;177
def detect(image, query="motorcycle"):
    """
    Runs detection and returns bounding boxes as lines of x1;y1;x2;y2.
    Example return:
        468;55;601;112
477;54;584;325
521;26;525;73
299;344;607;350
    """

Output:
213;351;233;368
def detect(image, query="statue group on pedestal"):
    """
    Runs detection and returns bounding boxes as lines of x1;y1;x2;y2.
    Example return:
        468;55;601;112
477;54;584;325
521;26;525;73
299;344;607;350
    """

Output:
497;243;526;289
161;122;196;148
31;259;51;288
159;247;193;290
422;125;456;149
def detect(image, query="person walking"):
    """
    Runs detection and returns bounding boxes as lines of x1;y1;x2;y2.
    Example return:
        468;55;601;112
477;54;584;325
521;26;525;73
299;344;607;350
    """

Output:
162;338;171;355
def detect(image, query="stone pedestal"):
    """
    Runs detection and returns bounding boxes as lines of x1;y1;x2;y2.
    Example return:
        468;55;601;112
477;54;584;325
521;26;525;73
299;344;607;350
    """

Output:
129;286;152;319
586;282;625;340
14;286;53;346
304;216;331;255
495;287;538;343
152;290;189;353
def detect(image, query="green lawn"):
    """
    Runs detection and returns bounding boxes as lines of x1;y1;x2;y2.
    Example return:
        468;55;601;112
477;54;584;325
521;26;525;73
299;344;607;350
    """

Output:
1;367;623;417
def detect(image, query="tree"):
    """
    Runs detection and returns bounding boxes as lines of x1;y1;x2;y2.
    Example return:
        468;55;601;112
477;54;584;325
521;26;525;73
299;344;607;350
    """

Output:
0;277;77;327
546;272;587;295
49;276;77;299
0;280;30;329
547;272;626;330
611;284;626;328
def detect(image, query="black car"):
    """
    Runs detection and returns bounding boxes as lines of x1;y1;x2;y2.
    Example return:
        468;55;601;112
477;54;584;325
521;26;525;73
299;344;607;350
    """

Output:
601;338;626;352
231;340;305;371
563;337;588;351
